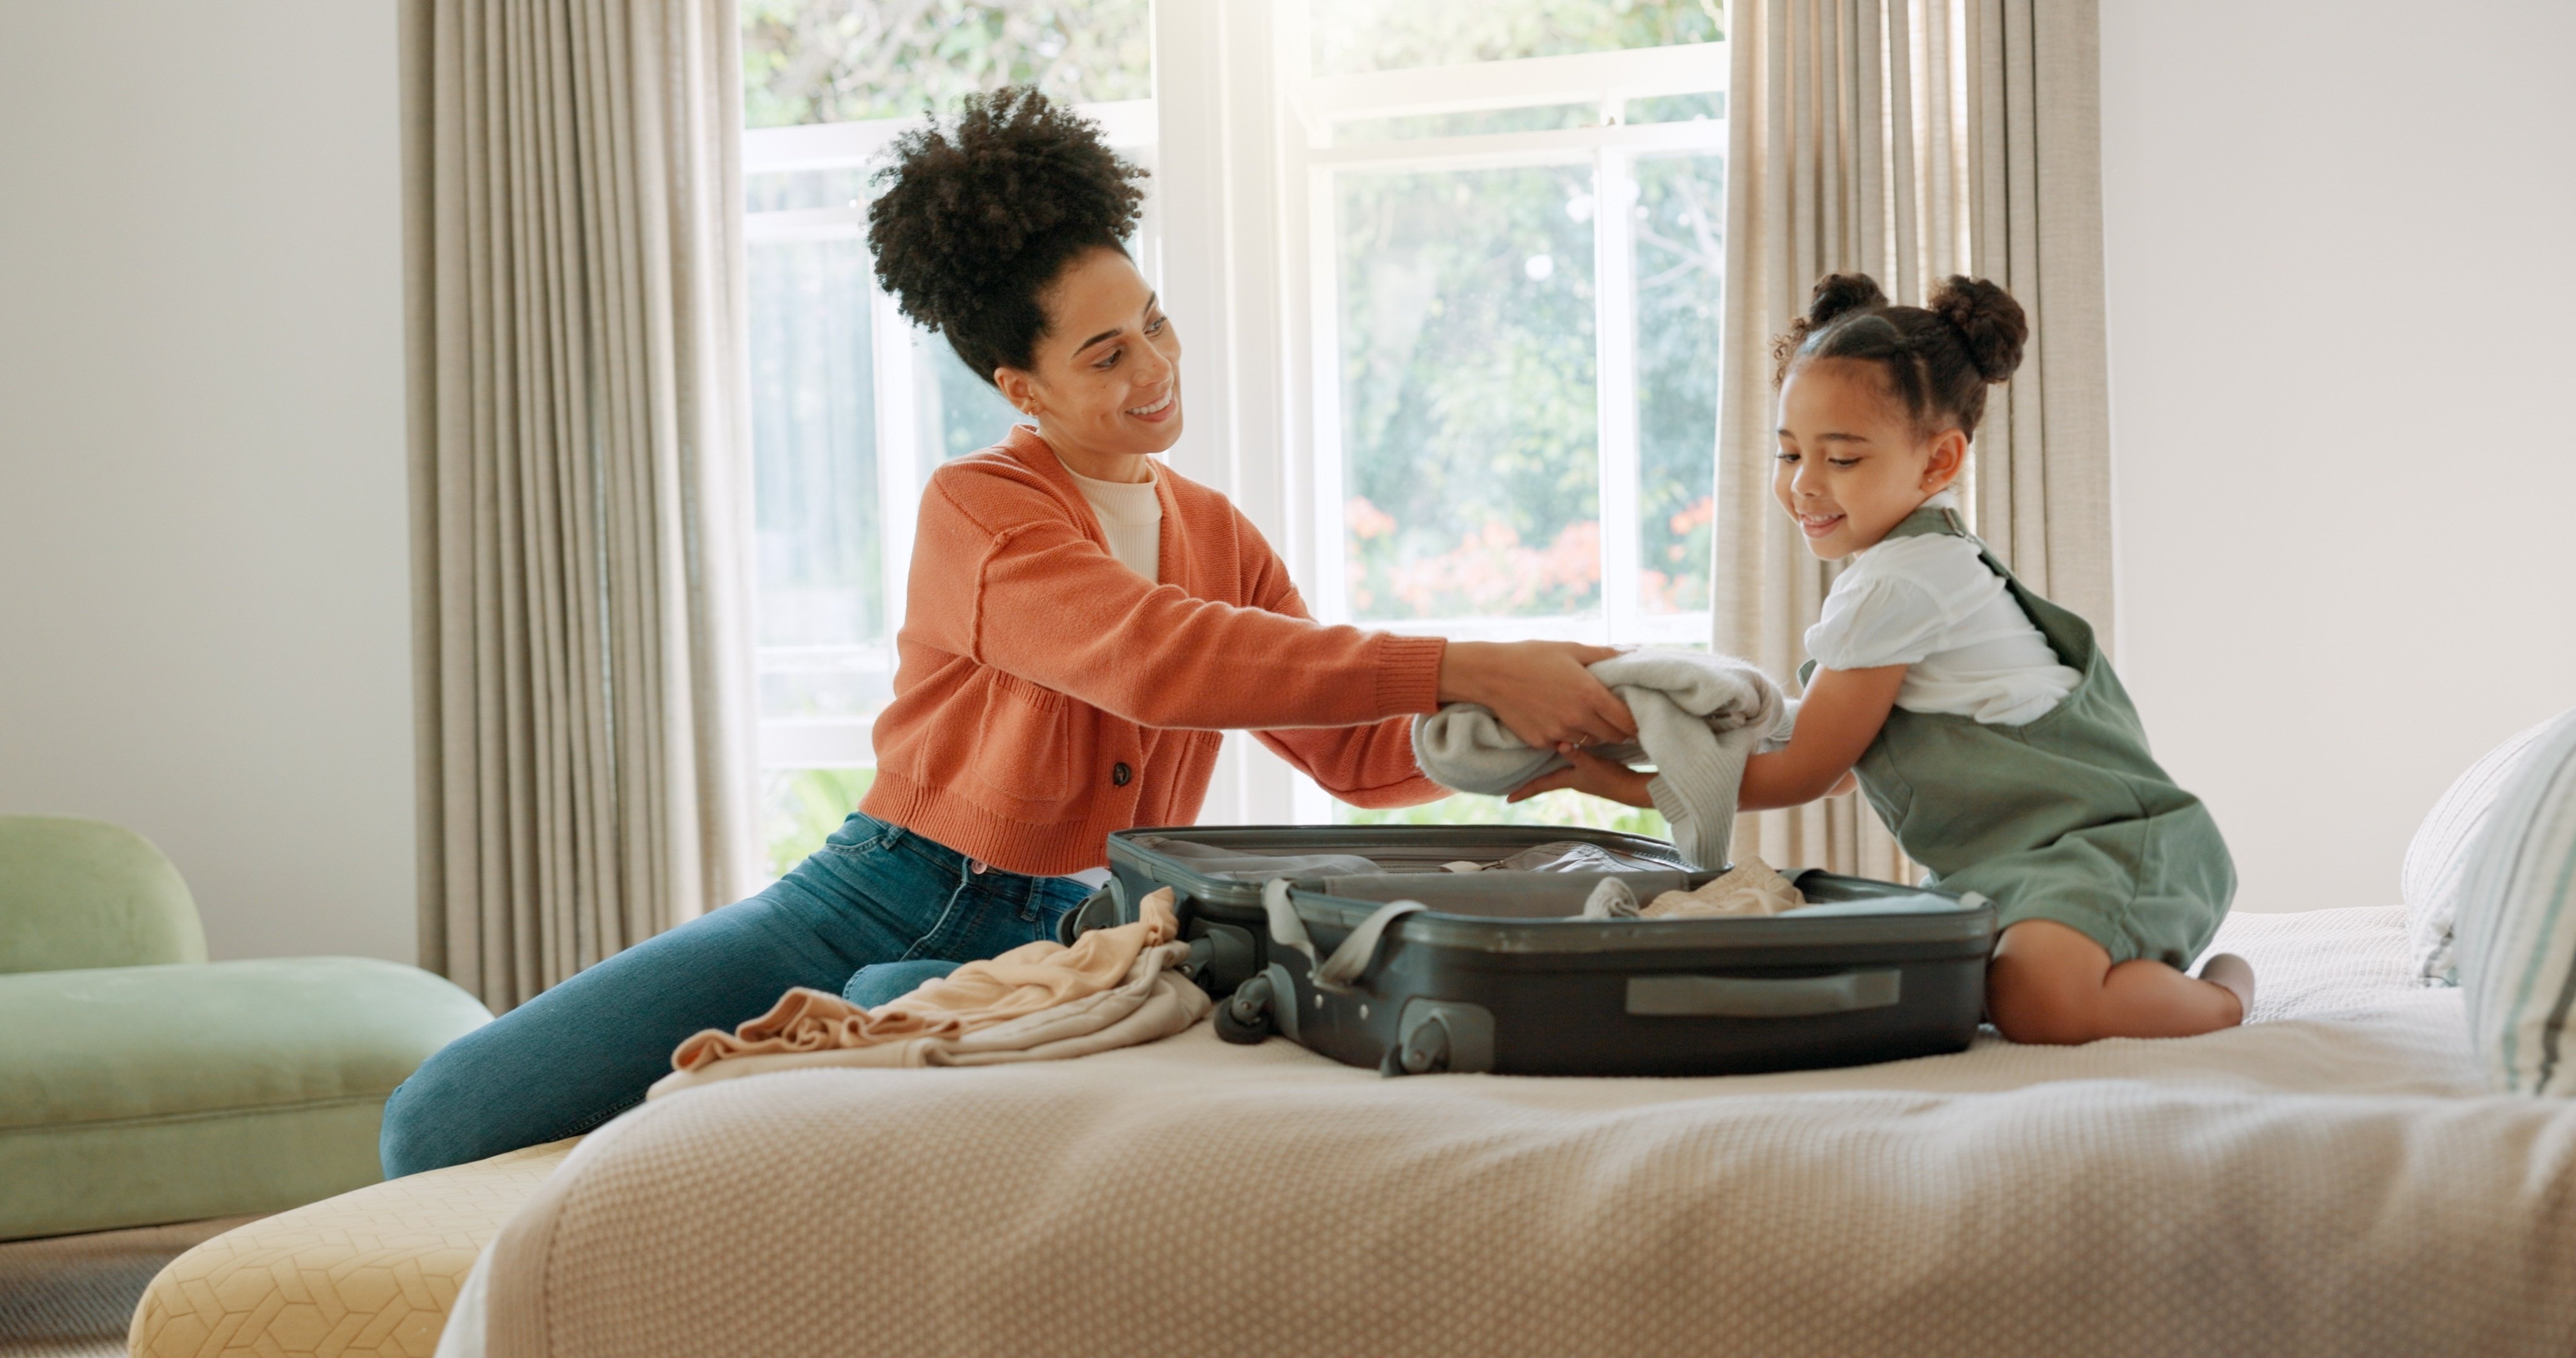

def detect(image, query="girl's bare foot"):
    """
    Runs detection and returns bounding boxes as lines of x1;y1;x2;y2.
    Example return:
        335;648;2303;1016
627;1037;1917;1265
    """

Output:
2197;953;2255;1024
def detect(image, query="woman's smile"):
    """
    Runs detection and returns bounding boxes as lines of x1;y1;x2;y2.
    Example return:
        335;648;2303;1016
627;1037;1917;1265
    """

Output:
1124;390;1177;423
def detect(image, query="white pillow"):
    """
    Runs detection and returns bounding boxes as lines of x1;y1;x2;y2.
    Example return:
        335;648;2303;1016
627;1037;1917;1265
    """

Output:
2457;708;2576;1095
2404;712;2563;983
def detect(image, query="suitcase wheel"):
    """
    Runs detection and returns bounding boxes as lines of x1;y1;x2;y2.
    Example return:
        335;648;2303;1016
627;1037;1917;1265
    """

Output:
1382;1012;1452;1077
1213;972;1275;1044
1056;884;1124;946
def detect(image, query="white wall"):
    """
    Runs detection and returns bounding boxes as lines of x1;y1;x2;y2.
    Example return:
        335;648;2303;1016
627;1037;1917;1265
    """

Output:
0;4;414;962
2101;1;2576;911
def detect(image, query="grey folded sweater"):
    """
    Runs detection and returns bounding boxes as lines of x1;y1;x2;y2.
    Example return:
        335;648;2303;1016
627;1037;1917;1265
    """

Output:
1409;649;1790;869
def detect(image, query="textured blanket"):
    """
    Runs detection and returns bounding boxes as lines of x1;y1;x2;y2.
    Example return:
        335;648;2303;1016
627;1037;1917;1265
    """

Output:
1412;648;1788;868
467;907;2576;1358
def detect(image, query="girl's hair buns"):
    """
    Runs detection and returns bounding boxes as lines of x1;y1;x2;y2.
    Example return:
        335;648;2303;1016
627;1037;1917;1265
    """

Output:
1926;275;2028;383
1771;270;2028;438
1807;272;1891;328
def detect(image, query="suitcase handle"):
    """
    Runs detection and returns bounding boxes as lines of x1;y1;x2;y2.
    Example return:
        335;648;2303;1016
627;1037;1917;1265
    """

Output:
1262;878;1424;995
1625;969;1902;1018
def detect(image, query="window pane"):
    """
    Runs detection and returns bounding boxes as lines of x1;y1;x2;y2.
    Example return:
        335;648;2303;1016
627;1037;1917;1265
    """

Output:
1338;163;1599;622
745;167;872;212
913;328;1024;486
1333;103;1599;143
748;235;883;715
742;0;1153;128
762;768;877;875
1626;91;1726;126
1633;152;1723;616
1311;0;1721;77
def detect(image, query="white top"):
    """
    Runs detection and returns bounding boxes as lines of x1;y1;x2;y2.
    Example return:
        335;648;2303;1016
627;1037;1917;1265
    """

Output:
1060;457;1162;582
1055;455;1157;892
1803;491;2082;726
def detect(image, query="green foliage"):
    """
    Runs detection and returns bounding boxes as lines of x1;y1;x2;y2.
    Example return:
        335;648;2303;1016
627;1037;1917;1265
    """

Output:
1339;163;1602;620
1633;152;1725;614
740;0;1152;130
763;767;879;875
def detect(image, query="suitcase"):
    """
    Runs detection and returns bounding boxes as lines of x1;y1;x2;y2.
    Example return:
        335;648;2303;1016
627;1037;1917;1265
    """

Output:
1063;825;1995;1078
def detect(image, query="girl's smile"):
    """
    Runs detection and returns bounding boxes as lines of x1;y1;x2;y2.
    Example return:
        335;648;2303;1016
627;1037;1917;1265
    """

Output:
1773;356;1967;560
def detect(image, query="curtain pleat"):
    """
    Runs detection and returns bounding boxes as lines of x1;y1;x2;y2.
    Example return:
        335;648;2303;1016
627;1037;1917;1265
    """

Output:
1714;0;2111;885
1962;0;2114;626
402;0;755;1012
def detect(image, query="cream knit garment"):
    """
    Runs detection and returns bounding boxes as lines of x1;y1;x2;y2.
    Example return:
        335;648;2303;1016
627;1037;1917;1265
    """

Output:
1577;856;1807;919
650;888;1207;1089
1414;649;1789;869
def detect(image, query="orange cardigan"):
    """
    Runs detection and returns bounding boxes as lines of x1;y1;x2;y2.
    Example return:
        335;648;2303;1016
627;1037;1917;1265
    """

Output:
861;426;1448;875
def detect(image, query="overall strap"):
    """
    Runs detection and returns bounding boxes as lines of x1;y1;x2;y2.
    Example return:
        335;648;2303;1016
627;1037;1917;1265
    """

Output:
1880;502;1970;543
1874;498;2094;666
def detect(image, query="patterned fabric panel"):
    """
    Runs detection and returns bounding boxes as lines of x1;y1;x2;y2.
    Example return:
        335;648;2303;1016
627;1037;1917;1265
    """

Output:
2406;712;2564;983
2458;709;2576;1094
128;1138;577;1358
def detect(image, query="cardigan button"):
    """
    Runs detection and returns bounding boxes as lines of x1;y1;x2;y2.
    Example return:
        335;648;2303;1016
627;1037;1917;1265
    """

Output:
1111;761;1133;787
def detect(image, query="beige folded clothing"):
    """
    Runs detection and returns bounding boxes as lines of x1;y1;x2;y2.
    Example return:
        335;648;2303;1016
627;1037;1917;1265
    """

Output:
1643;856;1806;919
652;888;1208;1093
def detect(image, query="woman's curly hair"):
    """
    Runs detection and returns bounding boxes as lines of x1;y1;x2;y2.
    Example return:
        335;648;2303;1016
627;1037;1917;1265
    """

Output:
866;86;1150;388
1771;272;2028;438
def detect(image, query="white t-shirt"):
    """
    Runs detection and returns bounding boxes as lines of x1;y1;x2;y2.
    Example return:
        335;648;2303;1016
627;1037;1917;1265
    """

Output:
1057;457;1160;892
1059;456;1162;582
1803;492;2082;726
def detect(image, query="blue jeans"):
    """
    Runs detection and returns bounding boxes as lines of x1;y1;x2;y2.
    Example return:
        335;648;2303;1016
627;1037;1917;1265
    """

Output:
379;812;1092;1178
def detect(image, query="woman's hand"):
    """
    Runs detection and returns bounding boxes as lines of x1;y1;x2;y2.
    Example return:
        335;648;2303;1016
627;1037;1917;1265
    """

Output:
1506;747;1656;808
1437;640;1635;751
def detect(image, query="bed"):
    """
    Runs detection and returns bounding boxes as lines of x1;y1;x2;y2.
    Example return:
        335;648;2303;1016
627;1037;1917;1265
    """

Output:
415;902;2576;1358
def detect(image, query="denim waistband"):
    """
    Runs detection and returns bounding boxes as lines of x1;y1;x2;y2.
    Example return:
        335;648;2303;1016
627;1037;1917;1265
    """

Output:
836;811;1048;890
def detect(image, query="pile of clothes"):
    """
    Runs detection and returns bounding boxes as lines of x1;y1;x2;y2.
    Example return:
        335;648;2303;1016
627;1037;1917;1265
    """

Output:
651;887;1208;1097
1577;856;1807;920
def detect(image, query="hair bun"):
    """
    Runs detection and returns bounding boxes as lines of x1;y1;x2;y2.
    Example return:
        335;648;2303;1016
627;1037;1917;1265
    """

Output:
867;87;1147;337
1808;272;1890;327
1927;275;2028;382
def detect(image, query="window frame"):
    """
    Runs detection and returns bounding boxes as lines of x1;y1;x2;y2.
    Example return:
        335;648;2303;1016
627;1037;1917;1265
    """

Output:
736;1;1726;828
1258;3;1728;817
1273;20;1729;653
741;100;1158;775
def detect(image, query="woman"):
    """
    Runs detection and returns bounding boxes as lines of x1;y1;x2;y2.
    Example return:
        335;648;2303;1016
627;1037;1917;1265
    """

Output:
379;87;1634;1176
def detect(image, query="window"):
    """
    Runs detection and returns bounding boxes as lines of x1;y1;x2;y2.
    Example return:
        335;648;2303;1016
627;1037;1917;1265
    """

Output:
740;1;1724;870
1269;2;1726;831
741;1;1155;871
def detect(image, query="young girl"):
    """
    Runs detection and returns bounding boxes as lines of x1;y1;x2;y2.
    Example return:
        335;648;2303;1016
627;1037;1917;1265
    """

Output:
1516;272;2253;1045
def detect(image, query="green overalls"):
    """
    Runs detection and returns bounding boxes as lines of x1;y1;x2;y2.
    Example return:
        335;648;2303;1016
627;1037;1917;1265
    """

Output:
1802;504;2235;967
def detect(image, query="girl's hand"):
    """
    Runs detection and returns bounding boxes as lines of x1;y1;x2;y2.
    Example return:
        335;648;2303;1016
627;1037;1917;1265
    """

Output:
1437;641;1636;751
1739;665;1906;810
1506;747;1656;808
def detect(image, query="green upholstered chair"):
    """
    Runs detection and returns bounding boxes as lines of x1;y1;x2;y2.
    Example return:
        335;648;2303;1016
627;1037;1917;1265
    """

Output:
0;817;491;1240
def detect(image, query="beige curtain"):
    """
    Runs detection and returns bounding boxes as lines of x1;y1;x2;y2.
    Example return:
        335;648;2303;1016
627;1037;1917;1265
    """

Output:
400;0;759;1011
1714;0;2112;880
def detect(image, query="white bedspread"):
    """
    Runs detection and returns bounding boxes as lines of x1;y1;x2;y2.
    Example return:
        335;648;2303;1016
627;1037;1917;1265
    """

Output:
453;905;2576;1358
